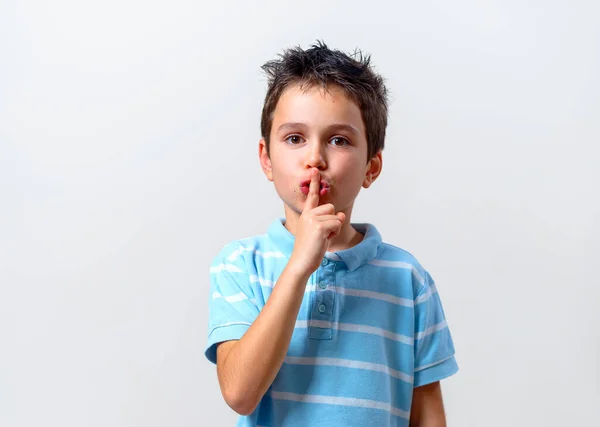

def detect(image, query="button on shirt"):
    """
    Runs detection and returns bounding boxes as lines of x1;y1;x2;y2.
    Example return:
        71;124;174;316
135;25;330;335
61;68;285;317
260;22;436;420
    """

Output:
205;218;458;427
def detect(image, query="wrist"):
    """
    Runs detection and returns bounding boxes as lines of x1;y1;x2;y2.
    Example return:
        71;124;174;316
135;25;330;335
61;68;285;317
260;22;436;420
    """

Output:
285;256;314;282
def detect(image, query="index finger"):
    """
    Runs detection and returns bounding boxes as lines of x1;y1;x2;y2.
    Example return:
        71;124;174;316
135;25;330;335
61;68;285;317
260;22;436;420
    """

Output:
304;168;320;212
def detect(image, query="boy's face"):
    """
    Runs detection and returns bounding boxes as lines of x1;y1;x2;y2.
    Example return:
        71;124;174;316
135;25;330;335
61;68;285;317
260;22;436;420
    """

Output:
259;83;382;218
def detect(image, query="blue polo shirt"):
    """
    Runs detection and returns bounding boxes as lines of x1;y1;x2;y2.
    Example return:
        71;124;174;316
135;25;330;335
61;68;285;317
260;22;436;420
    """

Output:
205;218;458;427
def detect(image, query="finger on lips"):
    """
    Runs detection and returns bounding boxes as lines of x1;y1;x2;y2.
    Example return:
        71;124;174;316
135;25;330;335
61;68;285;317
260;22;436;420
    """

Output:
304;169;321;210
310;170;320;191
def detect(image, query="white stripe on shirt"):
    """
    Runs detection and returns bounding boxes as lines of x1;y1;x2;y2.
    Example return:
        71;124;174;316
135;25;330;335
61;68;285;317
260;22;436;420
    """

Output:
226;245;285;262
284;356;413;384
270;391;410;420
415;320;448;340
210;263;243;273
414;283;438;304
295;320;414;345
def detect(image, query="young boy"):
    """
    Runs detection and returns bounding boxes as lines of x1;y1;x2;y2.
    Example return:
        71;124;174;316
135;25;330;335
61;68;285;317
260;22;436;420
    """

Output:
205;41;458;427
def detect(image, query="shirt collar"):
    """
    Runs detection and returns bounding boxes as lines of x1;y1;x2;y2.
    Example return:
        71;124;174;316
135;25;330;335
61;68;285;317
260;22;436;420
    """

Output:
266;217;382;271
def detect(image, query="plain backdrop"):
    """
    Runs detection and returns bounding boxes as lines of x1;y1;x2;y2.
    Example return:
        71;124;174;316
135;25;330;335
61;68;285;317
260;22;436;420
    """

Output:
1;1;599;426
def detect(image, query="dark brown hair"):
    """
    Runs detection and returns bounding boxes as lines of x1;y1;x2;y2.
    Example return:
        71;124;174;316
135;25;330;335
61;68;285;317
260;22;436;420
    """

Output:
260;40;389;161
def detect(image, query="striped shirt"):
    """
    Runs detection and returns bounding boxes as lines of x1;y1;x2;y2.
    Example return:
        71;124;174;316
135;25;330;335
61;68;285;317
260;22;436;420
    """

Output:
205;218;458;427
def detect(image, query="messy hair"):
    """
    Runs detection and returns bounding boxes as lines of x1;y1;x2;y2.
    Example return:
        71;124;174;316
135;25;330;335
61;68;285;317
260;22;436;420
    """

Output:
260;40;389;161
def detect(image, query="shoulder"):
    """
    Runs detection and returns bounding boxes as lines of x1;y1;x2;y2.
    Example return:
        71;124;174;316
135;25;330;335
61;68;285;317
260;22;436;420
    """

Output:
372;239;431;295
210;232;284;269
377;241;423;266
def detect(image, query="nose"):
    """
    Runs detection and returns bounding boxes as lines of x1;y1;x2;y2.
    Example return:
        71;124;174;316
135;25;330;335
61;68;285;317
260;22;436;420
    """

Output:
304;141;327;170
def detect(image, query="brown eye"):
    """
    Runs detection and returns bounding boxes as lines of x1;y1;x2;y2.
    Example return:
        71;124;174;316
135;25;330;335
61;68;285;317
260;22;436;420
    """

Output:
285;135;303;145
330;137;350;147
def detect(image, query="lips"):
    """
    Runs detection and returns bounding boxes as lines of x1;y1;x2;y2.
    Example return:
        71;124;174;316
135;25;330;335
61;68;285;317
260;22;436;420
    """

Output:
300;179;330;196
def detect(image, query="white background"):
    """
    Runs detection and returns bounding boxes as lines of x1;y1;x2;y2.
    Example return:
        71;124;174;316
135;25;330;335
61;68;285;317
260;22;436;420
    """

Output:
1;0;599;426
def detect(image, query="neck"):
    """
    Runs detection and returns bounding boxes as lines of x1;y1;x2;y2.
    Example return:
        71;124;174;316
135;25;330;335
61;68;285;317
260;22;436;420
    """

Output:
283;204;364;252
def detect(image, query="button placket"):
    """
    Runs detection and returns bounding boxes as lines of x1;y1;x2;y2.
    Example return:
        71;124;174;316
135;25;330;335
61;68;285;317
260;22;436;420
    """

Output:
309;259;336;340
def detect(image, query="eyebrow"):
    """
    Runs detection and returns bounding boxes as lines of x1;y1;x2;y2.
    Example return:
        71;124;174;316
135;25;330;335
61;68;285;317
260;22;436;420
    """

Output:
276;122;361;136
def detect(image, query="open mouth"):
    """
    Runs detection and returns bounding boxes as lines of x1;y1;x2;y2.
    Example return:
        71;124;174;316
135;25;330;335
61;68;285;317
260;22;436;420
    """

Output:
300;180;330;196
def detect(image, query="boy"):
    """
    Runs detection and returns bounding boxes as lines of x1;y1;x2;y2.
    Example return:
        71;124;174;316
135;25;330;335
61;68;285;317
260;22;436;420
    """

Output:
205;41;458;427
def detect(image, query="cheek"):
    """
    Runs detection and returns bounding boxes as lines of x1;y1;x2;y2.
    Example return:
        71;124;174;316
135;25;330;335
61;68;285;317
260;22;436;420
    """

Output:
270;160;297;193
340;158;367;184
272;163;294;182
271;151;299;179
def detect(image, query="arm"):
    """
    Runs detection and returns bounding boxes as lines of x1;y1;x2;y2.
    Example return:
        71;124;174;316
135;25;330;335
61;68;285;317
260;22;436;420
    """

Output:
216;262;311;415
409;381;446;427
410;269;458;426
215;169;344;416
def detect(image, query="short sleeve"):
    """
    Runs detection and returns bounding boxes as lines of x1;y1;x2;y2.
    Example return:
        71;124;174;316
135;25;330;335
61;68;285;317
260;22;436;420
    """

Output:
413;271;458;387
204;243;261;365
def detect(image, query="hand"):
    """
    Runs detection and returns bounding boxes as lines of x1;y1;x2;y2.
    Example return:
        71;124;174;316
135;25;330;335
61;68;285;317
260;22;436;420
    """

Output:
289;168;346;274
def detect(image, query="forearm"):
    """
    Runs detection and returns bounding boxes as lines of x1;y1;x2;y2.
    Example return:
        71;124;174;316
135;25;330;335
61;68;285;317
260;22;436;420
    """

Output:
219;262;310;414
409;382;446;427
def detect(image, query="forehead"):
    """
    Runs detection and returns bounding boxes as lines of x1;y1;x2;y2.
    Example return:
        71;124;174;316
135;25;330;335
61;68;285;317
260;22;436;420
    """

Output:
272;83;365;136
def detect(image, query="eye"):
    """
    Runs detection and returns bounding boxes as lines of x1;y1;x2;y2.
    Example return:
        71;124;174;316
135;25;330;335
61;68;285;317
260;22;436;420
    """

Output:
284;135;304;145
330;136;350;147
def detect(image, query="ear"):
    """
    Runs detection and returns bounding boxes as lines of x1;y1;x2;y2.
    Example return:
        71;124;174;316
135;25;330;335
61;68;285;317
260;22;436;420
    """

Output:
259;138;273;181
362;150;383;189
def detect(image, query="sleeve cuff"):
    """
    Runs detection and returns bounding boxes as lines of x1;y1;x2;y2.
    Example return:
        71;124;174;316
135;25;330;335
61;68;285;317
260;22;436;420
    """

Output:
204;322;250;364
414;355;459;387
204;322;252;364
